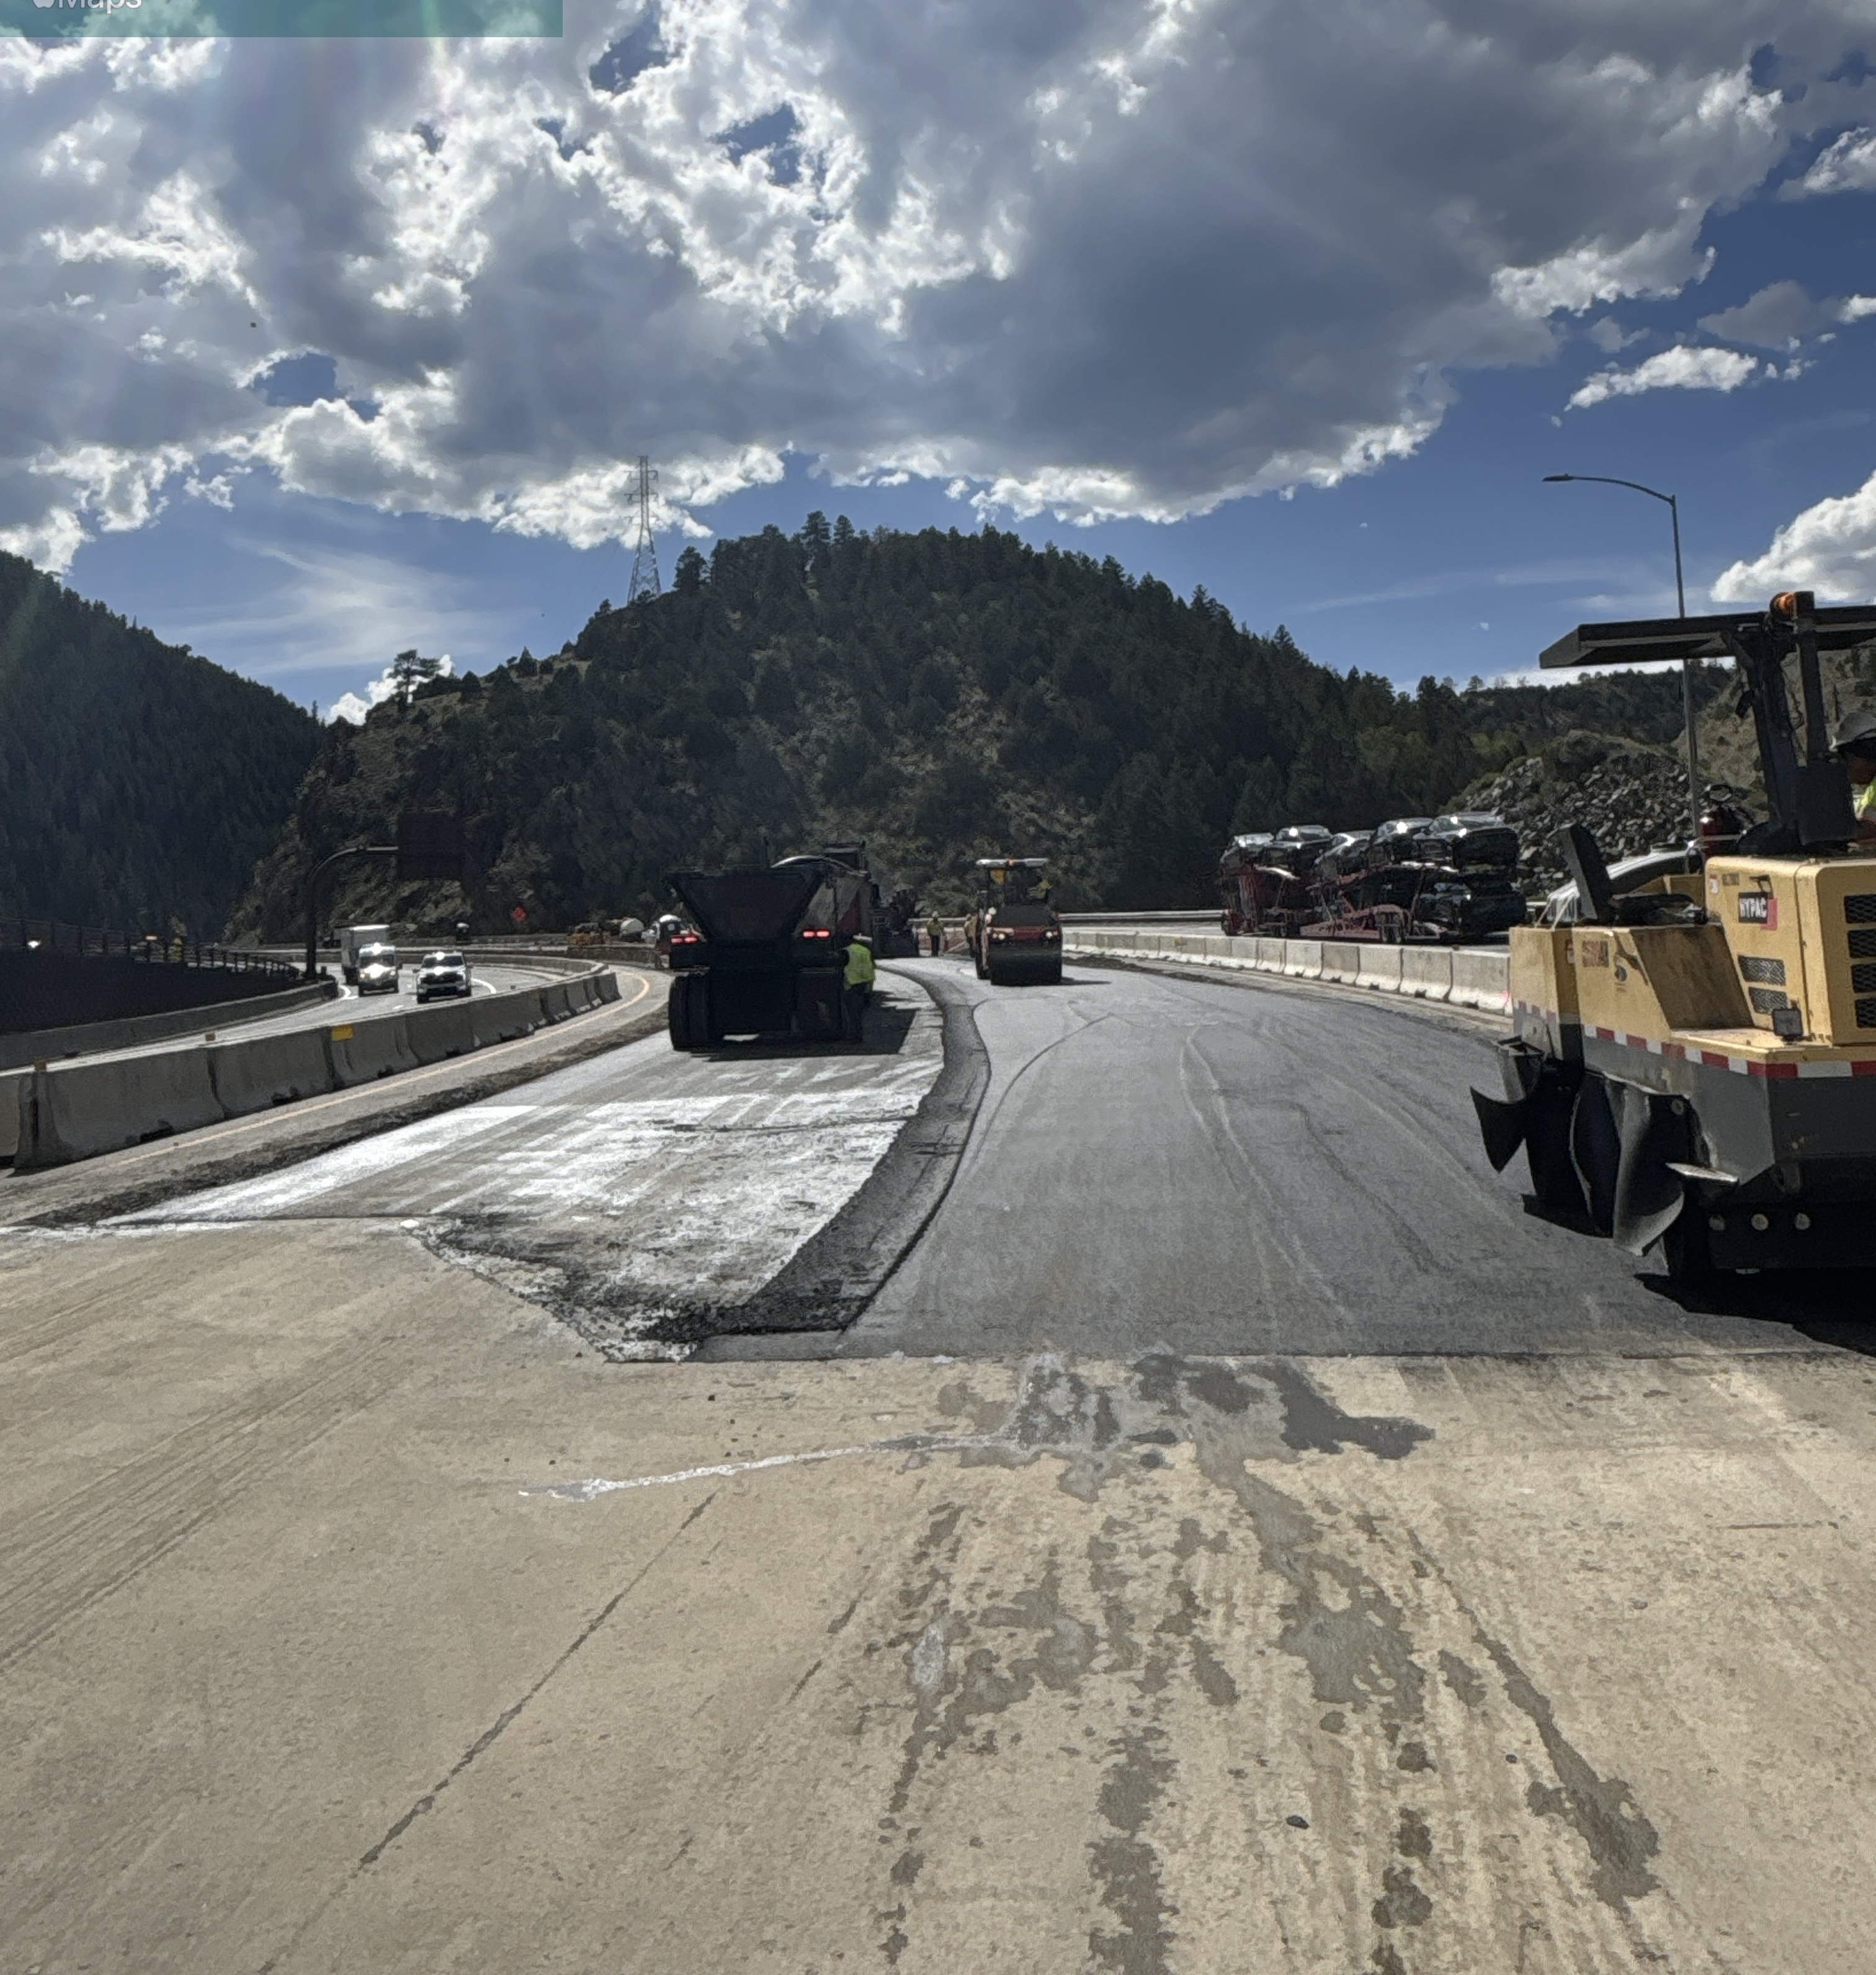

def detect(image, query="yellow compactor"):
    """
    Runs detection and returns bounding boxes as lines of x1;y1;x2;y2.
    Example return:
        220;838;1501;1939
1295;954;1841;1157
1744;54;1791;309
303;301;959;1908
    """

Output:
1474;590;1876;1280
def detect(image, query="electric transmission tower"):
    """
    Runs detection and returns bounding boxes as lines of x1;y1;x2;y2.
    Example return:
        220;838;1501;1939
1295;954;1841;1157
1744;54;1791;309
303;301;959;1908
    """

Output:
627;455;661;602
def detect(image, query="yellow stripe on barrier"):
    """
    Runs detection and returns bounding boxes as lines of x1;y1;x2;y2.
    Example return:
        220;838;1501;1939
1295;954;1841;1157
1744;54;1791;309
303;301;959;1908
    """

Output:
329;1024;354;1041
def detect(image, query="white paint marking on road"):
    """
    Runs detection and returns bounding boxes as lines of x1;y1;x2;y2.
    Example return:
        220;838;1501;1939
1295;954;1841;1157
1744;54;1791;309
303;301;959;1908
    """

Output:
524;1433;995;1500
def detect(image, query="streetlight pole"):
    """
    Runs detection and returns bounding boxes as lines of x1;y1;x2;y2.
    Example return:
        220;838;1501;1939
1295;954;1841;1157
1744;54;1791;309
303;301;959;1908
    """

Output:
302;843;398;980
1544;473;1702;848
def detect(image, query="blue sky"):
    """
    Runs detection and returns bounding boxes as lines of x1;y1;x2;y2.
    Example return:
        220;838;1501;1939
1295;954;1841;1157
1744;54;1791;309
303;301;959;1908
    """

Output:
8;6;1876;718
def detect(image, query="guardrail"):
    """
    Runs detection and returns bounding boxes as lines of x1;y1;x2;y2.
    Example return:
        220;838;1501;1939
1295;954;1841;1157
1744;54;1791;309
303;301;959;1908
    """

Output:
9;959;625;1171
1061;926;1511;1014
4;917;298;980
1054;910;1218;925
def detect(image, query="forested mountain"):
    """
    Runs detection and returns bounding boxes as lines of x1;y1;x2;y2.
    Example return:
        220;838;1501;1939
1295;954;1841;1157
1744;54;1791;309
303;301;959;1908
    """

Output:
0;551;319;935
234;516;1724;933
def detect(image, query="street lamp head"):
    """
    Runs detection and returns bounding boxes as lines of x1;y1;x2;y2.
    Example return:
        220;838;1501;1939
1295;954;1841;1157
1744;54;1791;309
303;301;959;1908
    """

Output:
1542;473;1573;483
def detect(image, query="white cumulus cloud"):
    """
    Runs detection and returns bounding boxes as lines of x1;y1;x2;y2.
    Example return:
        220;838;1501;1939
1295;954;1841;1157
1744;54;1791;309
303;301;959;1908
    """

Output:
1567;343;1762;409
1713;469;1876;602
1;2;1870;565
329;652;455;726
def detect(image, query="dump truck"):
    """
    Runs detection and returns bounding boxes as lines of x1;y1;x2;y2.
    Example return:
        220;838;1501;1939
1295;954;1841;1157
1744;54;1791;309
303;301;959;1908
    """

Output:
663;851;869;1050
1472;589;1876;1281
970;857;1063;984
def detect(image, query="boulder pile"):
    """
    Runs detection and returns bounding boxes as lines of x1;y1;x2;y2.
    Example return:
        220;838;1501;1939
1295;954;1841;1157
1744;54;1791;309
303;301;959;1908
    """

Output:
1463;730;1756;897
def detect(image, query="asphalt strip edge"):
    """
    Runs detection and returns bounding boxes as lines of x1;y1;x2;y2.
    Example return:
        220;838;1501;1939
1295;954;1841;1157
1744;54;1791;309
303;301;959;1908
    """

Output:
694;964;990;1351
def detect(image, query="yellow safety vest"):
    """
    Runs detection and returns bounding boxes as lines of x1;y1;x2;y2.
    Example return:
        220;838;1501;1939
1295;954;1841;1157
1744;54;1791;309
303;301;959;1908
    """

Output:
1857;778;1876;821
844;941;875;988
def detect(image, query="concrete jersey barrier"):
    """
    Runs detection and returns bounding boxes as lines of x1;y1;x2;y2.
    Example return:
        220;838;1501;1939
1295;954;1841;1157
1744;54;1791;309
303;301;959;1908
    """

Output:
12;961;617;1170
17;1046;225;1169
1060;926;1507;1018
205;1029;334;1121
327;1014;421;1088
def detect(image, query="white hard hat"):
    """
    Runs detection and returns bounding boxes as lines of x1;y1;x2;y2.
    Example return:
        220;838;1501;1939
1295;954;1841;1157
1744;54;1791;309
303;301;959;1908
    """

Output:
1833;708;1876;754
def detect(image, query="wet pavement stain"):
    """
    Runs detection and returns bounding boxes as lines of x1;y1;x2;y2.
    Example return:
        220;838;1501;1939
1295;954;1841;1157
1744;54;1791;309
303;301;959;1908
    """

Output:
1153;1580;1240;1706
865;1355;1454;1972
1259;1359;1434;1461
1437;1647;1486;1710
1089;1728;1177;1975
1214;1464;1428;1726
1371;1863;1434;1929
1478;1631;1661;1908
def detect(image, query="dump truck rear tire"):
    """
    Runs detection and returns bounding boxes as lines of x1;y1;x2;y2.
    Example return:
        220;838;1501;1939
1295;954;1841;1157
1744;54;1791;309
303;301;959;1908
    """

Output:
668;973;694;1050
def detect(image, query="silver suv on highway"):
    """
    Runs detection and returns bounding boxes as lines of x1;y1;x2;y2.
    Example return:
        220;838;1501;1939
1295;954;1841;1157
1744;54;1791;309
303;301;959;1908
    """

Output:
414;950;471;1001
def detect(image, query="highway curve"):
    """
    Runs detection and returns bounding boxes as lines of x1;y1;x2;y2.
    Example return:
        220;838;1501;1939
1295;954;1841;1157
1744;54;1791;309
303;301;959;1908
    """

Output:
14;957;578;1080
849;956;1858;1361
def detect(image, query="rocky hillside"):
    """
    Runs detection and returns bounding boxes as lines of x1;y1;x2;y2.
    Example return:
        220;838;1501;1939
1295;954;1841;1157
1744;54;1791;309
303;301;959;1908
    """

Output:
1464;731;1756;897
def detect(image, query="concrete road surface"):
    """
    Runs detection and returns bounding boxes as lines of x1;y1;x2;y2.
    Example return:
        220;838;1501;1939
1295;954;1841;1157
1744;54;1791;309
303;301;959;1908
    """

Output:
6;954;1875;1974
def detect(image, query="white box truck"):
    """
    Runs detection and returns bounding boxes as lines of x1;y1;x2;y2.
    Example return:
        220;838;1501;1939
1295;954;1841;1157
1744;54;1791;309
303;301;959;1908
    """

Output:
338;923;393;986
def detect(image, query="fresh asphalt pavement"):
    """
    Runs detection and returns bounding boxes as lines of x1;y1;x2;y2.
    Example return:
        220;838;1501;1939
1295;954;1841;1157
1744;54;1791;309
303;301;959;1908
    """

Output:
846;956;1861;1361
115;947;1861;1363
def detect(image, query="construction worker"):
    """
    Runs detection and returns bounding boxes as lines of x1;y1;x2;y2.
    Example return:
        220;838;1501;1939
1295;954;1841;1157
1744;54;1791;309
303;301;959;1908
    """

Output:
925;911;944;956
842;931;875;1039
1834;710;1876;841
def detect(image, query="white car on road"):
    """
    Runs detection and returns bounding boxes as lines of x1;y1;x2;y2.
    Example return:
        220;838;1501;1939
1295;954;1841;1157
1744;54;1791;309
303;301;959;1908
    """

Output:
414;950;472;1001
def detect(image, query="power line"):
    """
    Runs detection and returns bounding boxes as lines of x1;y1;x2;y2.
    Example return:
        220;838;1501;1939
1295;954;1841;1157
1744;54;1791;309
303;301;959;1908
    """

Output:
627;455;661;602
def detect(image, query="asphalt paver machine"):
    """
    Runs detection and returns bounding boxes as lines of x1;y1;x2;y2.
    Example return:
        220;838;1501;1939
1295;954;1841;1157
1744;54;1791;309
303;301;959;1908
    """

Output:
1473;590;1876;1279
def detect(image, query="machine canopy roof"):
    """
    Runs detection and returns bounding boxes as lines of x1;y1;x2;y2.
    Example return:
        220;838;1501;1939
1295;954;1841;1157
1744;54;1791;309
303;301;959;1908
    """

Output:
1540;604;1876;671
